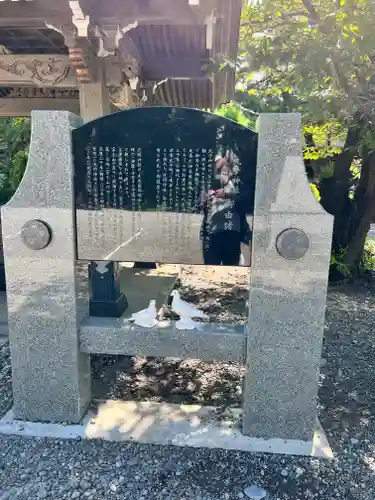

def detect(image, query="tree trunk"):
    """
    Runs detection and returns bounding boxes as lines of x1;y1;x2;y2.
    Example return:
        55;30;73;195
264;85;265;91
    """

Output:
345;150;375;268
319;115;362;251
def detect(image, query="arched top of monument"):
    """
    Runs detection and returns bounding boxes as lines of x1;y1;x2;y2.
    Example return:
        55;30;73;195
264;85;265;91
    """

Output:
72;106;257;139
72;106;259;221
72;107;258;193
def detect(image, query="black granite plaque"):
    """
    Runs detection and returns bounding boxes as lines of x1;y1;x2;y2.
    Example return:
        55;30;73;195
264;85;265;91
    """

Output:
73;106;258;266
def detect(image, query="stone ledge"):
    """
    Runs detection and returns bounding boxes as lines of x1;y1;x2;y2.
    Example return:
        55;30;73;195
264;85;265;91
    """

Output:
79;318;247;362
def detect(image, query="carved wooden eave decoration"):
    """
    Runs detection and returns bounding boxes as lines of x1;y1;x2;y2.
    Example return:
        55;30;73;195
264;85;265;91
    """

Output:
43;18;97;84
0;86;80;116
92;21;142;84
108;83;140;109
0;53;141;94
0;55;76;87
66;0;97;83
2;87;79;99
68;44;93;84
69;0;89;38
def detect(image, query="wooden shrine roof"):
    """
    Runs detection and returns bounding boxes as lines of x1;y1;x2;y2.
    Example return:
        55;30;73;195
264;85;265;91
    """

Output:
0;26;67;54
0;0;242;111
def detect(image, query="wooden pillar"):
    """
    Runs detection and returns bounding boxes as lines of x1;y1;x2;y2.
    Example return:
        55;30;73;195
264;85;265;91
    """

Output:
79;81;110;122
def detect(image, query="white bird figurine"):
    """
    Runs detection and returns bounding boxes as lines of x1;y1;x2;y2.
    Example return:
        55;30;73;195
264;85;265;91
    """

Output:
130;300;157;328
170;290;208;320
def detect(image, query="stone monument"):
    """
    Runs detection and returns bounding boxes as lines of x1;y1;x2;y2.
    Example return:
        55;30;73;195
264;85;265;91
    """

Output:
1;108;333;444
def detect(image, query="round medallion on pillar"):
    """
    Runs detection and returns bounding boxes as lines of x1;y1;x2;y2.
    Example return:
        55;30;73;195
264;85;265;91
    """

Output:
276;228;309;260
21;220;52;250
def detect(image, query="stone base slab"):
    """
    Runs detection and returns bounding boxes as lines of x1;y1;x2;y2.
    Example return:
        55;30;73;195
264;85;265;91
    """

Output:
0;401;333;459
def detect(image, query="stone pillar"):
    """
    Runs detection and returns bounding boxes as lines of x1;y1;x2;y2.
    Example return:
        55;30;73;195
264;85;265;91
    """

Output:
1;111;91;423
0;216;5;291
243;114;333;441
79;79;128;317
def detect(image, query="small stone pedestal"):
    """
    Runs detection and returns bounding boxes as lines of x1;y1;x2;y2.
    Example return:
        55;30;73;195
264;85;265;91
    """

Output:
89;261;128;317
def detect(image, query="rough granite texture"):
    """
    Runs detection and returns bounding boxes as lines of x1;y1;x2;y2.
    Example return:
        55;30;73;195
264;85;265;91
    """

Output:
1;111;91;423
80;318;247;362
243;114;334;441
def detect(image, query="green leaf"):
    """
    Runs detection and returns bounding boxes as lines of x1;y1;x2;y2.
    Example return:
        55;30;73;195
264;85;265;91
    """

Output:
310;183;321;201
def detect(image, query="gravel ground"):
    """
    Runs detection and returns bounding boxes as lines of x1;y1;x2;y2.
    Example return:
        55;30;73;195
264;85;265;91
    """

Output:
0;343;11;418
0;267;375;499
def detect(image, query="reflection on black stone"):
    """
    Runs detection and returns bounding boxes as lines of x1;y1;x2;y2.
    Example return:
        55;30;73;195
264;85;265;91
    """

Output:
197;155;252;266
73;107;258;266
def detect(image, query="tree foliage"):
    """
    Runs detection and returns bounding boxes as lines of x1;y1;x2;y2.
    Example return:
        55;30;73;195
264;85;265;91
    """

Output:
236;0;375;277
0;118;30;205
